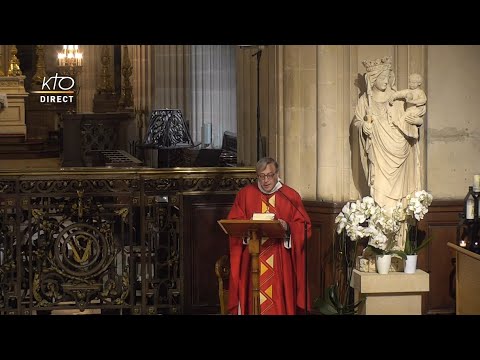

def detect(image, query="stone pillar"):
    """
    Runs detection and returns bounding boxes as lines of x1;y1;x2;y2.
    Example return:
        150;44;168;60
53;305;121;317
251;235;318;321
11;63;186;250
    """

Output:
132;45;154;126
153;45;189;112
131;44;154;144
92;45;119;113
316;45;347;202
236;45;272;166
0;45;6;76
260;45;427;203
279;45;317;200
77;45;98;113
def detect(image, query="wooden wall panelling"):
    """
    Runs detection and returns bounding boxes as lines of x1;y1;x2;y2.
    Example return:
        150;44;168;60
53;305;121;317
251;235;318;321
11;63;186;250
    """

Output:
305;200;462;315
180;196;462;315
419;200;463;314
182;193;236;314
304;201;343;311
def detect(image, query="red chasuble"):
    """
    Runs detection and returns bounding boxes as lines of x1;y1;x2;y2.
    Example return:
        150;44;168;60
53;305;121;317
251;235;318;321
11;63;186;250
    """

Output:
227;183;312;315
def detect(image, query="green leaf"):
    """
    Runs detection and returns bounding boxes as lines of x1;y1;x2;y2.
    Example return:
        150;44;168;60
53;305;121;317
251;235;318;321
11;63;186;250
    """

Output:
388;249;407;260
366;245;384;255
414;235;434;253
328;284;340;308
314;297;340;315
404;236;413;255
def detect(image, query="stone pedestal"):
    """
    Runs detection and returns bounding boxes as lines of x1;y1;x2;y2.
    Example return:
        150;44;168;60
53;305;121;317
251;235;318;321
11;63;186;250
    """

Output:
351;269;429;315
0;76;28;136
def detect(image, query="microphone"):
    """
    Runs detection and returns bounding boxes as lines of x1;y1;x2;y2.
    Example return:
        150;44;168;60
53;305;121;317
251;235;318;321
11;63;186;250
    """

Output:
276;187;309;315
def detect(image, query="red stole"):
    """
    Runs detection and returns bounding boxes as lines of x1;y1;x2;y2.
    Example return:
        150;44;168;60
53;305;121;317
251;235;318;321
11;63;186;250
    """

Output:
249;193;283;315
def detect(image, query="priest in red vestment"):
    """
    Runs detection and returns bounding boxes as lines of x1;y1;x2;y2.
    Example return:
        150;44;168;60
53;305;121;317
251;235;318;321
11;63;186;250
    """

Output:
227;157;312;315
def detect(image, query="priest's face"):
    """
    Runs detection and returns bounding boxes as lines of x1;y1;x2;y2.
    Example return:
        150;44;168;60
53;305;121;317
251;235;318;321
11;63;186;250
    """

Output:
257;163;278;192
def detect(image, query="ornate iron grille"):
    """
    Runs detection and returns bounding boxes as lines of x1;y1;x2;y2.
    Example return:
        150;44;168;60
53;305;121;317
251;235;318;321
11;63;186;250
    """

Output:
0;168;256;315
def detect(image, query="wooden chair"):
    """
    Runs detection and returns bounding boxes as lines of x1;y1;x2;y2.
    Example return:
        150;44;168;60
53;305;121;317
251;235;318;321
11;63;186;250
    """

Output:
214;255;230;315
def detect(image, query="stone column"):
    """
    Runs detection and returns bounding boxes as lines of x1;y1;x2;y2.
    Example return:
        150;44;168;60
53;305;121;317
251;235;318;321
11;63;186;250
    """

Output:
386;45;427;189
76;45;98;113
236;45;272;166
0;45;5;76
131;44;154;142
263;45;427;202
280;46;318;200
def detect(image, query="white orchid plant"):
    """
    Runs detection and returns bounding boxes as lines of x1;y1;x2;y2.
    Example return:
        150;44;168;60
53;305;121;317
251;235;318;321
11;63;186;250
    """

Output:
335;190;433;256
335;190;433;257
316;190;433;315
335;196;405;258
393;190;434;255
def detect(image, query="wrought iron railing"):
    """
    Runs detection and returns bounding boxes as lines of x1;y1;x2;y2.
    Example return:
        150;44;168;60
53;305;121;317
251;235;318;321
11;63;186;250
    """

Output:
0;167;255;315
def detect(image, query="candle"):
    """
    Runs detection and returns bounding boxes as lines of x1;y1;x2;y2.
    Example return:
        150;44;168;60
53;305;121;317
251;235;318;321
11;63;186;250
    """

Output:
460;240;467;247
474;175;480;192
202;123;212;147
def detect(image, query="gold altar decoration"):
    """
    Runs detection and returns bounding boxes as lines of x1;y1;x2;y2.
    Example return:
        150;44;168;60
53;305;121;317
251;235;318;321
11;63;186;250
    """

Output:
32;45;48;86
97;45;114;94
7;45;22;76
118;45;133;109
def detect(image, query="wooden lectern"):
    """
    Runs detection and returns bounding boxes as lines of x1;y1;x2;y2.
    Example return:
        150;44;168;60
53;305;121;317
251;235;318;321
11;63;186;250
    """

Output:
218;219;285;315
447;242;480;314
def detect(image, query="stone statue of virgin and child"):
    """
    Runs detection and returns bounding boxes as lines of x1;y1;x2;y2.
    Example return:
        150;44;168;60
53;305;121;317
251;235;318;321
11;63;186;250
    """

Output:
352;56;427;269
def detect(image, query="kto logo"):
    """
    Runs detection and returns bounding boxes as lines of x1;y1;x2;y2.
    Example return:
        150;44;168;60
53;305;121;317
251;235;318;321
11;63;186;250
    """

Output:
41;73;75;91
32;73;75;104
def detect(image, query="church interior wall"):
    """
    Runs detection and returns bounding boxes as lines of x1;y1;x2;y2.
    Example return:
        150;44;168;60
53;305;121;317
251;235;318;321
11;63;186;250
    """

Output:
0;44;478;315
2;44;478;203
427;45;480;200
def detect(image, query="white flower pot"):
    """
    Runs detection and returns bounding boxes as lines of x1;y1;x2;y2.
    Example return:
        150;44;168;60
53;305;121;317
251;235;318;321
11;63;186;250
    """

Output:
404;254;418;274
375;254;392;274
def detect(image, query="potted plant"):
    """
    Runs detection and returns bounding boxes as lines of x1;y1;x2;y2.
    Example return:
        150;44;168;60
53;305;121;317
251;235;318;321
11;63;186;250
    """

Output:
314;196;404;314
397;190;434;273
314;229;363;315
314;191;433;314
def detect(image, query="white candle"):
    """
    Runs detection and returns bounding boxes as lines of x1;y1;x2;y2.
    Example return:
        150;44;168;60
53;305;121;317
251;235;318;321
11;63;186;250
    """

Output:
202;123;212;147
460;240;467;247
467;198;475;219
474;175;480;192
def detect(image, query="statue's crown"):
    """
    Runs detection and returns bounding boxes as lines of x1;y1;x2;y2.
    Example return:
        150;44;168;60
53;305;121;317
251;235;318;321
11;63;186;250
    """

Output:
362;56;392;72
